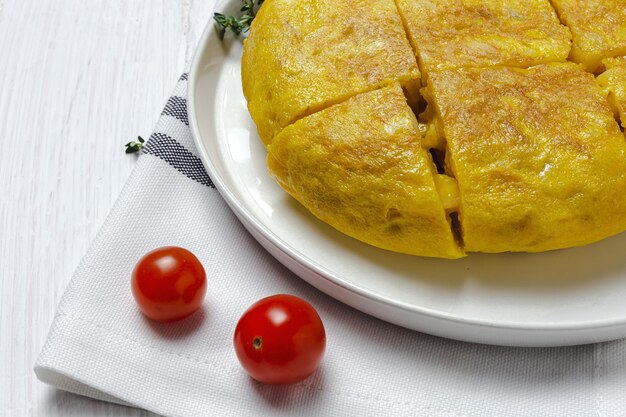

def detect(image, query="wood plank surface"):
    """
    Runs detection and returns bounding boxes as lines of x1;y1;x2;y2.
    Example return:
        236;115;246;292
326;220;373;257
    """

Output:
0;1;215;415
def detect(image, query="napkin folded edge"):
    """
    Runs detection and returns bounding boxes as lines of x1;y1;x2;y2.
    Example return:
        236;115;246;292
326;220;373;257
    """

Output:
33;73;210;413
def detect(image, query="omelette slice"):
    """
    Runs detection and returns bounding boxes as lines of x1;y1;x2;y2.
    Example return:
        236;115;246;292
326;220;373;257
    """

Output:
426;63;626;253
551;0;626;72
242;0;420;145
394;0;571;73
597;57;626;130
267;84;464;259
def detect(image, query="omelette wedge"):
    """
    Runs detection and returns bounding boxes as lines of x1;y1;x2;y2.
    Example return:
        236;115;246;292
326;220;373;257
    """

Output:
394;0;571;74
242;0;420;145
267;85;464;259
425;63;626;253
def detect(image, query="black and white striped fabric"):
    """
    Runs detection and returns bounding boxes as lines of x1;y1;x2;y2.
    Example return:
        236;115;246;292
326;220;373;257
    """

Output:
35;75;626;417
142;74;214;188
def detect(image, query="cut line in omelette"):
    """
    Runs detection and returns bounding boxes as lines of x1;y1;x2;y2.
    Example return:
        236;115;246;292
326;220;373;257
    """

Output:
241;0;626;258
266;84;464;259
425;63;626;253
242;0;420;145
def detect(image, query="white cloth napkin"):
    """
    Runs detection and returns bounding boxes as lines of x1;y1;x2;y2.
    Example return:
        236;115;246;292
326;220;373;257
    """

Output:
35;75;626;417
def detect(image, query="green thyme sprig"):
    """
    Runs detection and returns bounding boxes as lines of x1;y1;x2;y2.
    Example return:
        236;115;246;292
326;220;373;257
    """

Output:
213;0;264;39
125;136;145;154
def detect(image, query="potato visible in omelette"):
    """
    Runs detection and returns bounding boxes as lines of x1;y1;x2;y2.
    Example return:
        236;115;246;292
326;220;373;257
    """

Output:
241;0;626;258
425;63;626;253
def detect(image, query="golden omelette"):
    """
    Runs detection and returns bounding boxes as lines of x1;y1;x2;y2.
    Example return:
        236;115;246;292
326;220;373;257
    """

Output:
241;0;626;259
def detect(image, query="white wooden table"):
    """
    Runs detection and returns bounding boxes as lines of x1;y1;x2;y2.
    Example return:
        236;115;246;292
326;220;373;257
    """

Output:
0;1;215;415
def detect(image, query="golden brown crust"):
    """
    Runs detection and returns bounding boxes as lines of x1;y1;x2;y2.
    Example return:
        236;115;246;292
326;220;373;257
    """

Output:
551;0;626;72
242;0;420;145
395;0;571;73
267;85;464;258
242;0;626;258
427;63;626;252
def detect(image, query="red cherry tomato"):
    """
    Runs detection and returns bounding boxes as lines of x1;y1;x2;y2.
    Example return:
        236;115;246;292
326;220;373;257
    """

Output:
233;294;326;384
131;246;206;322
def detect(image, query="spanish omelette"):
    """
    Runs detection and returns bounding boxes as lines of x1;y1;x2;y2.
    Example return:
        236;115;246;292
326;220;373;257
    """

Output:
242;0;626;258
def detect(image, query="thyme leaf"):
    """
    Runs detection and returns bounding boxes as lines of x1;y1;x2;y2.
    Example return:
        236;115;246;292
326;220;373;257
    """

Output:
213;0;264;39
125;136;145;154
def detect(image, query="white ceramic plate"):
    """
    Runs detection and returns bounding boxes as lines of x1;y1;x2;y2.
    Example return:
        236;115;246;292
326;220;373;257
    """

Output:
188;7;626;347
